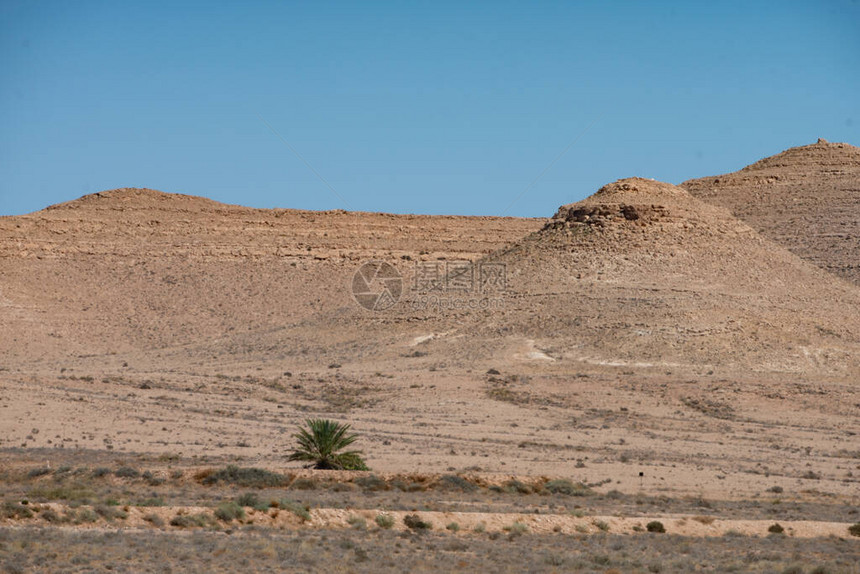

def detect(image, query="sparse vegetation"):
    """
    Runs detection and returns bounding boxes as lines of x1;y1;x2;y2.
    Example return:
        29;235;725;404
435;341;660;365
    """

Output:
169;512;214;528
94;504;127;521
71;507;98;524
276;499;311;522
354;474;389;492
769;522;785;534
28;483;93;503
692;515;715;525
504;521;528;535
235;492;269;511
593;519;610;532
680;396;734;419
142;513;164;527
347;515;366;529
288;419;368;471
198;465;290;488
545;479;592;497
114;466;141;479
1;501;33;519
437;474;477;492
27;467;52;478
0;524;849;573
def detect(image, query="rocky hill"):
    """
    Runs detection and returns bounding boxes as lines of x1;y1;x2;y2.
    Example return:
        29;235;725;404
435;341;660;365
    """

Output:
682;140;860;285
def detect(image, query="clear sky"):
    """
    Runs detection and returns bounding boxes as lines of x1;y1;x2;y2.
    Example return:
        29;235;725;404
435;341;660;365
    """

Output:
1;1;858;217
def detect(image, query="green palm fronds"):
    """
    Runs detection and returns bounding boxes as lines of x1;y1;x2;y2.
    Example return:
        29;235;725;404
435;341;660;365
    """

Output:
287;419;369;471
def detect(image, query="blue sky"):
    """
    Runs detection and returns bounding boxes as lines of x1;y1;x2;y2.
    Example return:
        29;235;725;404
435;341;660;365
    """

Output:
1;1;858;217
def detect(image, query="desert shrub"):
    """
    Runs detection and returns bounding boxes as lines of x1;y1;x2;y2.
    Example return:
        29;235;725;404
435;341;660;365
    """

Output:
390;479;426;492
545;479;591;496
201;465;289;488
375;514;395;529
848;522;860;537
503;479;534;494
504;521;528;535
135;497;165;507
115;466;140;479
72;508;99;524
28;484;93;502
27;467;51;478
354;474;389;492
141;470;165;486
1;502;33;519
235;492;268;511
143;513;164;527
544;553;565;567
446;521;460;532
593;520;610;532
235;492;258;507
40;508;63;523
169;513;214;528
289;478;320;490
276;499;310;522
768;522;785;534
768;485;784;493
646;521;666;533
214;502;245;522
404;514;432;531
330;482;358;492
437;475;477;492
347;515;366;529
95;505;127;520
288;419;368;470
92;467;112;478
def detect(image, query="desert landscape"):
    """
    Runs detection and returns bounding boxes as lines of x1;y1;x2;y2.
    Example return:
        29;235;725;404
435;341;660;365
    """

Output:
0;139;858;572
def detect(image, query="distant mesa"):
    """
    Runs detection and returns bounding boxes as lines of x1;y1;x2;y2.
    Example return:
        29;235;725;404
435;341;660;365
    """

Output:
45;187;228;212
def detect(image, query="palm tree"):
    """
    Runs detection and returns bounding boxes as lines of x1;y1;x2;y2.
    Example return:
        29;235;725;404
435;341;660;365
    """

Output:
287;419;368;470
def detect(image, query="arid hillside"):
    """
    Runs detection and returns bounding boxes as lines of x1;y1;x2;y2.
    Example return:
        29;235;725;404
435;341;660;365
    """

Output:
457;177;860;378
1;149;859;502
0;188;541;364
682;139;860;285
2;172;858;381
